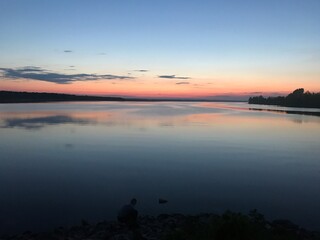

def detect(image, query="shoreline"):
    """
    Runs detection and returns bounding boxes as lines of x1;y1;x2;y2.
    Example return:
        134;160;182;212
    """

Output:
2;211;319;240
0;90;245;103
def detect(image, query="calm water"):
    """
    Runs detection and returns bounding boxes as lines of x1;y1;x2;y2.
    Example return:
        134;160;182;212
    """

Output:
0;101;320;234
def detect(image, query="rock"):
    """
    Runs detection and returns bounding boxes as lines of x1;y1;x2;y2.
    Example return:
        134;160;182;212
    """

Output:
158;198;168;204
109;233;132;240
157;214;170;221
272;219;299;230
81;219;90;227
2;213;319;240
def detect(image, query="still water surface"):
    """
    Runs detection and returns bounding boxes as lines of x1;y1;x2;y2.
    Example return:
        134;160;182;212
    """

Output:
0;102;320;233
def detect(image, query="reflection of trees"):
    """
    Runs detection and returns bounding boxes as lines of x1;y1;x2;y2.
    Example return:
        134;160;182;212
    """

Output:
248;108;320;117
249;88;320;108
1;115;93;129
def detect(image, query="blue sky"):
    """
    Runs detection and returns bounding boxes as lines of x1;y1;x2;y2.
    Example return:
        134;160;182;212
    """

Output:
0;0;319;98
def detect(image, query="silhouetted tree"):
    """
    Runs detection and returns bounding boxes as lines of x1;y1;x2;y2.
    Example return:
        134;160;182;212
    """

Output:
248;88;320;108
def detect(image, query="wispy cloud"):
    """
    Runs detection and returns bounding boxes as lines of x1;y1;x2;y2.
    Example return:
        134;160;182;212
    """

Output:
158;75;190;79
176;82;190;85
64;50;73;53
134;69;148;72
0;67;133;84
16;66;44;72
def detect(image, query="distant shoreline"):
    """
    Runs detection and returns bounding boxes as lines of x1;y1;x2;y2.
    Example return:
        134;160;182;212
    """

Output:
0;91;245;103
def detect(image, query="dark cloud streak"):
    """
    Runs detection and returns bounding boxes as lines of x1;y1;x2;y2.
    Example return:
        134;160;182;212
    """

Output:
176;82;190;85
0;67;133;84
158;75;190;79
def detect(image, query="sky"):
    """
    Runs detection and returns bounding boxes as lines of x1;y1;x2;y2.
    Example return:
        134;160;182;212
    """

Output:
0;0;319;99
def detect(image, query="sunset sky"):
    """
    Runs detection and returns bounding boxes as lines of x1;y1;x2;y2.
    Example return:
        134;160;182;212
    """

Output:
0;0;319;99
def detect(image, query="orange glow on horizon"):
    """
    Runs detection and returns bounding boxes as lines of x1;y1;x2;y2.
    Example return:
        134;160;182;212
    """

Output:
1;76;319;99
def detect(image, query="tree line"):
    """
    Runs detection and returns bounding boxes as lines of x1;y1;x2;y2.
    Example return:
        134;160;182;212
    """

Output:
248;88;320;108
0;91;124;103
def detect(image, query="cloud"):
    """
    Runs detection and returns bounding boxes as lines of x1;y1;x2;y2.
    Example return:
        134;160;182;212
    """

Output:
0;67;133;84
134;69;148;72
64;50;73;53
16;66;44;72
176;82;190;85
158;75;190;79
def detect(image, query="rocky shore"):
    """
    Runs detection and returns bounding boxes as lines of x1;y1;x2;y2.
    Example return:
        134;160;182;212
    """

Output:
1;211;319;240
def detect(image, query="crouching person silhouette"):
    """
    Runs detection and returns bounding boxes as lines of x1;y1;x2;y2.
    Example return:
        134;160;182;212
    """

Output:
118;198;144;240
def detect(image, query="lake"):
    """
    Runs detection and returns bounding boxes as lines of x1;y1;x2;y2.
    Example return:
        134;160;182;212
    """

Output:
0;101;319;234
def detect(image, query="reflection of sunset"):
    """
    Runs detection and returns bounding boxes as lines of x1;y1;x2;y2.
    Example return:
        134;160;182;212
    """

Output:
1;101;320;233
2;102;319;132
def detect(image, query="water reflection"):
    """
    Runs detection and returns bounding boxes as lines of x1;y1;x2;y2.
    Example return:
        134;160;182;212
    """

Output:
1;115;93;129
248;107;320;117
0;102;319;234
